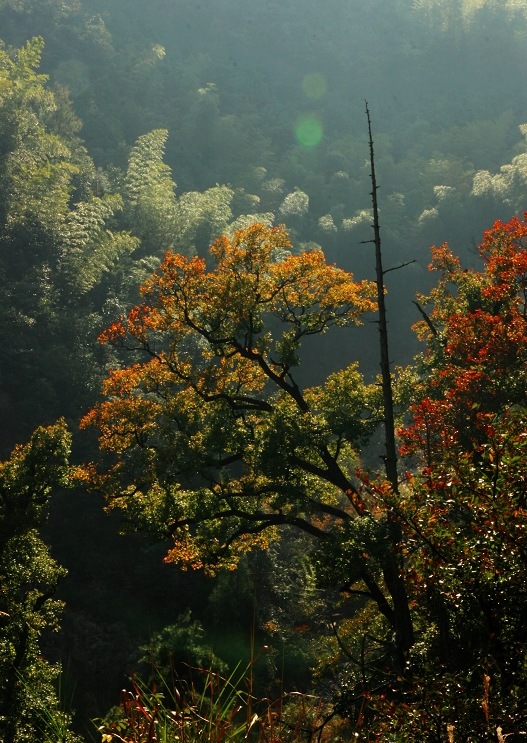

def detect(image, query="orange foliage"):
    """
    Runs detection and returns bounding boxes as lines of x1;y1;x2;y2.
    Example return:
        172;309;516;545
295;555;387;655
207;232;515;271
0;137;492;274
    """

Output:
81;223;376;571
400;213;527;464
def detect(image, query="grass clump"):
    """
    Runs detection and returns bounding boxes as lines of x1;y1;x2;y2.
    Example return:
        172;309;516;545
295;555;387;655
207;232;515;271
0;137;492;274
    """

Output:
96;660;353;742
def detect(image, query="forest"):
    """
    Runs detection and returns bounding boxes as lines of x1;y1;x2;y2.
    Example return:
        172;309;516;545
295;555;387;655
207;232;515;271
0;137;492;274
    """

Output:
2;0;527;740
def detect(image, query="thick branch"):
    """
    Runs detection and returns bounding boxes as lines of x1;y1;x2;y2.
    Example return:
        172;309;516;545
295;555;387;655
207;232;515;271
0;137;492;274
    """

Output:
232;339;309;411
289;452;350;491
360;568;396;626
167;507;328;541
221;511;329;546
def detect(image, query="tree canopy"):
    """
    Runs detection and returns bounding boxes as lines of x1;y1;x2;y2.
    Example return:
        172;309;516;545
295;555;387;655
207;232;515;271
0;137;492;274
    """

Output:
81;215;527;738
80;222;378;563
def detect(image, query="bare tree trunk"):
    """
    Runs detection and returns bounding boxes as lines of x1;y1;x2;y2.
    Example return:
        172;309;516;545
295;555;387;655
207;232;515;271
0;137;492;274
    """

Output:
365;102;414;659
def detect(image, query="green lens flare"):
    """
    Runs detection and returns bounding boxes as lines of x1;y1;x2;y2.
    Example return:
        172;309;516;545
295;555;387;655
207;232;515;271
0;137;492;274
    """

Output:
302;73;327;100
295;115;324;148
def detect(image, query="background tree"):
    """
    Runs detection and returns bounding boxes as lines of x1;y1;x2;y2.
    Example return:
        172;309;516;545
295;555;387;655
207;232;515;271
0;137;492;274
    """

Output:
122;129;178;255
0;37;138;449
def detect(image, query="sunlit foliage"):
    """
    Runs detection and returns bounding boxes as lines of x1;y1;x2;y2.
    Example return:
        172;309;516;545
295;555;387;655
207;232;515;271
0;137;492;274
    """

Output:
0;421;80;743
81;223;378;571
373;215;527;738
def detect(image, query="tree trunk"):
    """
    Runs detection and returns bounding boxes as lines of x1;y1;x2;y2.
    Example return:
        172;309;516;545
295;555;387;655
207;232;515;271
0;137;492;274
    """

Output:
365;102;414;658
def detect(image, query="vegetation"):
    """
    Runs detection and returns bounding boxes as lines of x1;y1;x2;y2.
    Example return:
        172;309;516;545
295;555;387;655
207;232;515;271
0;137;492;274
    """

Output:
0;420;80;743
2;1;527;740
97;661;355;742
80;213;527;738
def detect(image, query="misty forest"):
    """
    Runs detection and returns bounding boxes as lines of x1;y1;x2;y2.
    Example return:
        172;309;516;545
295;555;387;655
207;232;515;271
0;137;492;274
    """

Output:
3;0;527;740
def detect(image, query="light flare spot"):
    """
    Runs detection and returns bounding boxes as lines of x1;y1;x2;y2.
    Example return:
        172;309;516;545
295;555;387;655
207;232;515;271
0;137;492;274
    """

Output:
295;115;324;148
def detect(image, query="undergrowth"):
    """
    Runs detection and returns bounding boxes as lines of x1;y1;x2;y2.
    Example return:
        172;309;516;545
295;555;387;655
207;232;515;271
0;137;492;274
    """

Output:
95;660;353;742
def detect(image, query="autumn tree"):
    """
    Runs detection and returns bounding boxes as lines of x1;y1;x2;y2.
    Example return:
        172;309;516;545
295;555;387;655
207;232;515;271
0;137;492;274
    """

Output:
81;222;417;681
366;215;527;739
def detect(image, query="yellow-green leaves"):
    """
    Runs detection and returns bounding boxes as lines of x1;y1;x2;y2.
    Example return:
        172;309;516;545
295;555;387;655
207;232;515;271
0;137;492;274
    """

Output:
82;223;376;570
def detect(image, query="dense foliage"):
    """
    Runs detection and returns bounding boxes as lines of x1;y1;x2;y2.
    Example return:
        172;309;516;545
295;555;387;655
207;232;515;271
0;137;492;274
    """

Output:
79;223;414;671
2;1;527;740
370;217;527;738
83;216;527;739
0;421;80;743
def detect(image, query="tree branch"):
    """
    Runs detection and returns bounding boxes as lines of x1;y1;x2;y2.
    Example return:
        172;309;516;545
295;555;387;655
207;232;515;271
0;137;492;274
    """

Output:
384;259;416;275
413;300;441;339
